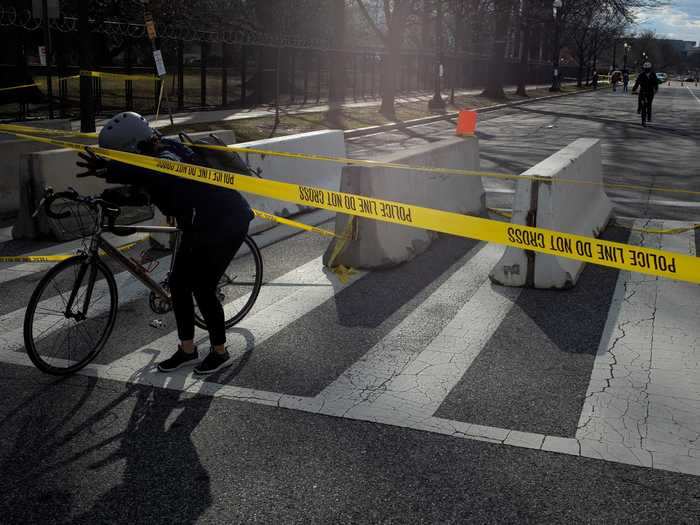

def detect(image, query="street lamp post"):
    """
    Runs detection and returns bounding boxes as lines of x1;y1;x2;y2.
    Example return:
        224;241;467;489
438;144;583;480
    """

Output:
549;0;563;92
623;42;629;71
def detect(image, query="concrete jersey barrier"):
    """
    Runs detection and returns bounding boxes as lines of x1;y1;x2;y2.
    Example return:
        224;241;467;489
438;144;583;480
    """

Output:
323;136;484;269
234;130;345;233
489;138;612;289
0;119;73;216
12;130;235;240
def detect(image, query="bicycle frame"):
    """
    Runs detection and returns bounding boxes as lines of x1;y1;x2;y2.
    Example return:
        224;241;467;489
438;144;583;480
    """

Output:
65;204;179;316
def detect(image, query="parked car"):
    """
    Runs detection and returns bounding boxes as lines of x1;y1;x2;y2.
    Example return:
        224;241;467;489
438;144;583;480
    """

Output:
656;72;667;82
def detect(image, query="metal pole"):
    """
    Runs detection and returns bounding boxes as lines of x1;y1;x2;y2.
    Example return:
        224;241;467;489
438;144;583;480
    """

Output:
78;0;95;132
200;40;207;108
222;42;228;106
125;38;133;110
316;51;321;103
42;0;54;118
428;0;446;110
240;45;247;107
177;39;184;109
289;48;295;103
303;50;309;104
549;5;562;92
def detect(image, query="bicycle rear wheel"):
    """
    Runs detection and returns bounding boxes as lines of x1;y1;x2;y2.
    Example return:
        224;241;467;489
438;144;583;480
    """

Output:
23;256;118;375
194;235;263;330
641;97;647;126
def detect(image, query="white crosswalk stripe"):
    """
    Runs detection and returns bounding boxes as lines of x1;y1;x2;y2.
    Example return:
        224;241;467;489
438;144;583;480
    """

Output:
0;221;698;477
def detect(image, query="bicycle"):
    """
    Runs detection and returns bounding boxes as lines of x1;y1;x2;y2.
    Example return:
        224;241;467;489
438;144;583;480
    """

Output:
635;91;652;126
23;188;263;375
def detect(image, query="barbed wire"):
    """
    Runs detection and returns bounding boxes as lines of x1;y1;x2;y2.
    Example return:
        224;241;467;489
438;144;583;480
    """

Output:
0;4;330;49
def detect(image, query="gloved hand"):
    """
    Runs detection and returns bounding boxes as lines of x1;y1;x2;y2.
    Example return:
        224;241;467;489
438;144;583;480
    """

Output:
76;150;108;178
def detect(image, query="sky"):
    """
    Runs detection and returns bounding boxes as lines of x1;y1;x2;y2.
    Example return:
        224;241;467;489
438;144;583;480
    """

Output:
635;1;700;45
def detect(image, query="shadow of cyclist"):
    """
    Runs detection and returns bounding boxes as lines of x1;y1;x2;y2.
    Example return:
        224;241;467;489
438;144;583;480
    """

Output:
70;330;256;524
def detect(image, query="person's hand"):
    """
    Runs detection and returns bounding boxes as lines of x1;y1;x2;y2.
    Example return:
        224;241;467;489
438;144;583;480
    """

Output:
76;150;108;178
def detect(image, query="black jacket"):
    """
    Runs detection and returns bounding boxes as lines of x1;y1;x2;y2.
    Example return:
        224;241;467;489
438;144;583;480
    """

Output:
102;138;253;235
633;71;659;96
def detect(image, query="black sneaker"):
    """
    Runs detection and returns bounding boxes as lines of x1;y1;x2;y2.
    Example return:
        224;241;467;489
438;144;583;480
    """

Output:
194;348;233;375
157;346;199;372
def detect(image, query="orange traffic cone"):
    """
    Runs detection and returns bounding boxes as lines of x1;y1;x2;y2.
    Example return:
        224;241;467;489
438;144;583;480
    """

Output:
455;110;477;136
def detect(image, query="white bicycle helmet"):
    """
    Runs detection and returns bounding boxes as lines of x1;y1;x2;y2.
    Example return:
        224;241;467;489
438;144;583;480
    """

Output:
643;61;652;70
98;112;154;153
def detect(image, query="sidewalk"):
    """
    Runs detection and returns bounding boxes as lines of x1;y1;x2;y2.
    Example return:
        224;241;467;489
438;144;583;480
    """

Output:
73;83;562;132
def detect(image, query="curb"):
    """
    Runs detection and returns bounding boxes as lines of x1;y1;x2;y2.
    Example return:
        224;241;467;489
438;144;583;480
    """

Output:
343;86;600;139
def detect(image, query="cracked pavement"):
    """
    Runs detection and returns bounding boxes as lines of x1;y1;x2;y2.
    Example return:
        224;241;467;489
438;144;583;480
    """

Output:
1;84;700;522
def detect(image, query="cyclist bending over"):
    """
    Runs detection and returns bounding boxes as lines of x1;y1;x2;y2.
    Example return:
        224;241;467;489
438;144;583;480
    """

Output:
77;112;253;375
632;62;658;123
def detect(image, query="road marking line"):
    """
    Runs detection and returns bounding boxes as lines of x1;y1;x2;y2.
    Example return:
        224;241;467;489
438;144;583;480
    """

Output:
100;256;366;375
0;258;170;354
3;234;698;477
687;86;700;107
314;243;517;422
576;220;700;476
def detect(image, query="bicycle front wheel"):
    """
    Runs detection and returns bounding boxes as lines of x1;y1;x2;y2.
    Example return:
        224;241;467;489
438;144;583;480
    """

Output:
194;235;263;330
23;256;118;375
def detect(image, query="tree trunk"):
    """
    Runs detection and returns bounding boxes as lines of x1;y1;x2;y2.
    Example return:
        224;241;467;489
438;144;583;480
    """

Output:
516;0;531;97
379;48;400;119
327;0;346;126
577;51;585;87
482;0;514;100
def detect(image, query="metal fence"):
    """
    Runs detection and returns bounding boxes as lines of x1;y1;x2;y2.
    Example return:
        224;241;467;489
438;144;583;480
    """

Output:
0;6;578;121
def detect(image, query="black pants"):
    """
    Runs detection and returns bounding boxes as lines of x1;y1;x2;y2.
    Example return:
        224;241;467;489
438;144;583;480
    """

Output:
170;225;248;346
638;94;654;120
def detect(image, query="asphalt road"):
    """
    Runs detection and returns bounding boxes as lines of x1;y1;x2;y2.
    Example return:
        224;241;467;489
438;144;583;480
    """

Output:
1;84;699;523
348;82;700;221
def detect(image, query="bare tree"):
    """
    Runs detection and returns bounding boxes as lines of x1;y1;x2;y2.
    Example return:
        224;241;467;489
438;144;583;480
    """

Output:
482;0;516;99
354;0;416;119
327;0;347;125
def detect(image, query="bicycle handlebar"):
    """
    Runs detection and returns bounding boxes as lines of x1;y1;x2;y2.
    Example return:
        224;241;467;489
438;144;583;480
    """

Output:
36;187;121;222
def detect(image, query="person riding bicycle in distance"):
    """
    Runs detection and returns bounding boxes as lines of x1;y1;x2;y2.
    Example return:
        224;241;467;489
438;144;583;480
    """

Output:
632;62;659;123
76;112;254;374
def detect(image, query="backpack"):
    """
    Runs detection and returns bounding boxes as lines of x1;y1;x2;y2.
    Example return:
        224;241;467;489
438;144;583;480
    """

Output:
178;132;256;177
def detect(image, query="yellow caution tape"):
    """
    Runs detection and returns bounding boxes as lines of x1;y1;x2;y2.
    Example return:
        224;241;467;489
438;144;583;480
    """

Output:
252;209;349;240
0;82;40;92
3;129;700;285
183;140;700;199
0;124;698;200
91;145;700;285
487;207;514;219
81;70;161;82
0;239;143;263
0;122;98;139
326;216;358;282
